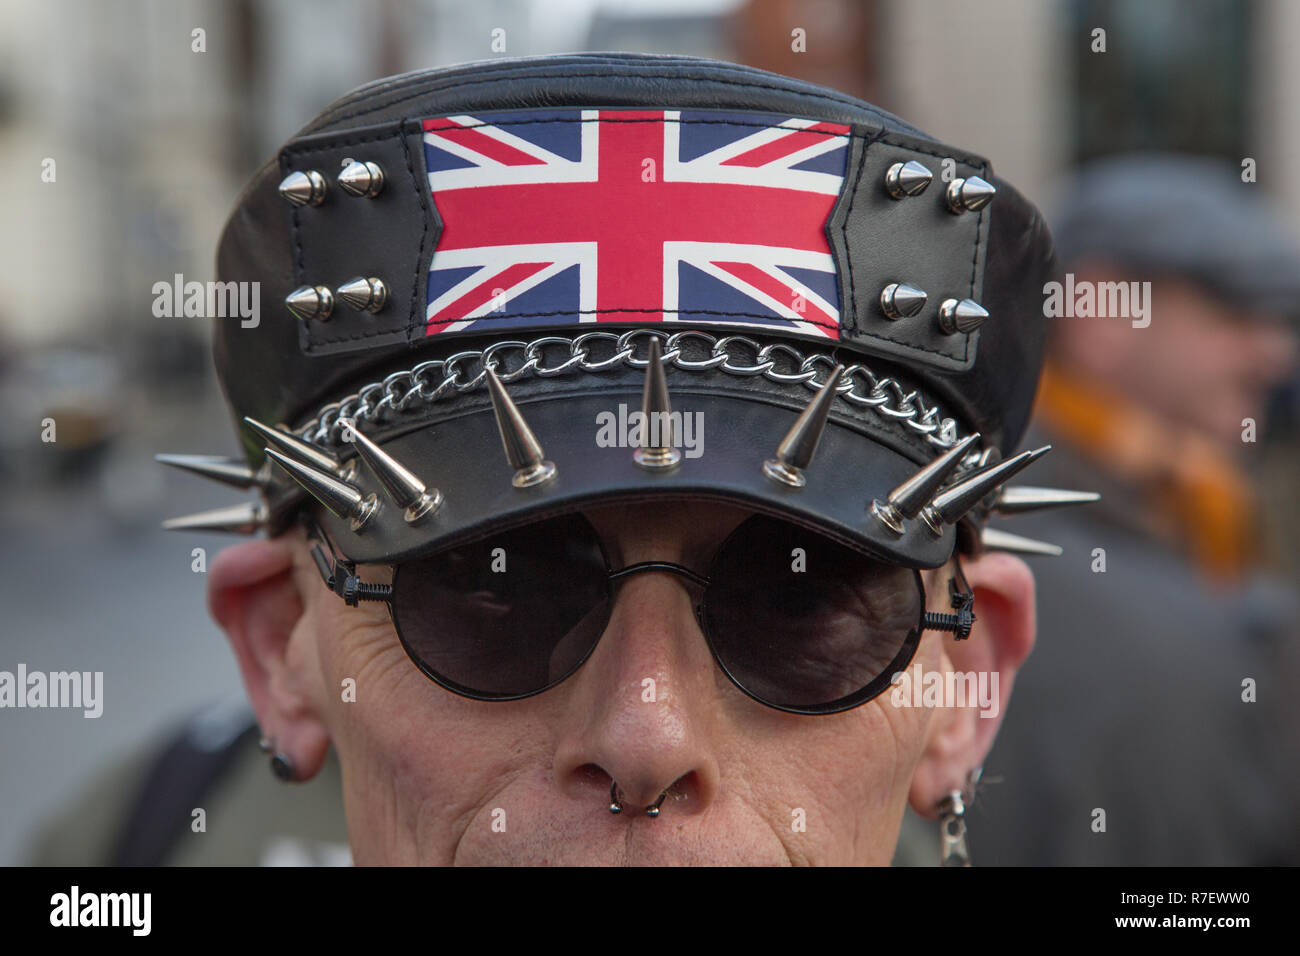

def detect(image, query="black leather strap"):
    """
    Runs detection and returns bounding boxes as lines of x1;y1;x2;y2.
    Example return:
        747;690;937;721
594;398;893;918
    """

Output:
281;120;441;356
828;129;991;371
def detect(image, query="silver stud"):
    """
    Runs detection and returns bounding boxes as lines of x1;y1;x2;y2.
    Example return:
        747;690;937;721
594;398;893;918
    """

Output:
337;277;388;314
162;501;269;535
484;367;557;488
991;485;1101;515
945;175;996;213
341;419;442;524
633;338;681;471
285;285;334;322
884;160;933;199
937;298;988;335
880;282;928;320
919;446;1051;535
278;169;327;207
264;448;378;532
242;417;345;478
981;527;1064;557
762;365;845;489
155;454;268;490
338;158;385;198
870;433;981;535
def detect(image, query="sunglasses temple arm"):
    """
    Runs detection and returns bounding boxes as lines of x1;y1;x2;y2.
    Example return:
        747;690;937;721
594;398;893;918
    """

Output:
312;543;336;588
311;542;393;607
921;557;977;640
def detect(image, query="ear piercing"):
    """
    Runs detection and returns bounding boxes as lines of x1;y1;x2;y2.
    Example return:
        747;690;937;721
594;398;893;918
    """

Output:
938;766;983;866
259;734;296;783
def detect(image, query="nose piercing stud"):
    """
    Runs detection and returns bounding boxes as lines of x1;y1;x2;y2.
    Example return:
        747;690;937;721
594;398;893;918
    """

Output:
608;782;669;817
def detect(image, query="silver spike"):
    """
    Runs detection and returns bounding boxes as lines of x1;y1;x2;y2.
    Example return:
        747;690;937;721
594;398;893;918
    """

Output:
162;501;268;535
264;448;377;531
340;419;442;524
884;160;933;198
880;282;928;320
278;169;327;207
285;285;334;322
633;338;682;471
870;433;981;534
484;367;557;488
919;446;1051;534
338;158;385;198
242;416;356;483
762;365;845;488
945;175;996;213
336;276;388;314
937;298;988;335
992;485;1101;515
155;453;268;490
981;527;1064;557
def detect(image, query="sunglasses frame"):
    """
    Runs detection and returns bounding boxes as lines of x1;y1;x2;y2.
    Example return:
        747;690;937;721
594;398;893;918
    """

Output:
302;509;946;716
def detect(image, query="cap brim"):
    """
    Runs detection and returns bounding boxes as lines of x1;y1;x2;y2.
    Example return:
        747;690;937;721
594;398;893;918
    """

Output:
300;368;960;570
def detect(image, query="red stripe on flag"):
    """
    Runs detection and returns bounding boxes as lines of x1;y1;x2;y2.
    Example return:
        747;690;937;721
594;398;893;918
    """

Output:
426;120;546;167
720;122;849;168
712;260;837;337
426;261;552;335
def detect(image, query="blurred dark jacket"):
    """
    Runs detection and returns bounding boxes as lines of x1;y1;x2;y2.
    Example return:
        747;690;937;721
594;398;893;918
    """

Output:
967;413;1300;865
26;700;349;866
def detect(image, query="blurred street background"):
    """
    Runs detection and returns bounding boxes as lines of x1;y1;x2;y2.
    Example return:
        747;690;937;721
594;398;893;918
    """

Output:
1;0;1297;865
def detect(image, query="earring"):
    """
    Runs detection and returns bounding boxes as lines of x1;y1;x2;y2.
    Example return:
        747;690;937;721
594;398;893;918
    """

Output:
260;734;295;783
938;791;969;866
938;766;982;866
270;752;295;782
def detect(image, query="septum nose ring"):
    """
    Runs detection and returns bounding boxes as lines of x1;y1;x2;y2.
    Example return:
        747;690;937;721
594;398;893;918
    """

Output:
609;781;668;817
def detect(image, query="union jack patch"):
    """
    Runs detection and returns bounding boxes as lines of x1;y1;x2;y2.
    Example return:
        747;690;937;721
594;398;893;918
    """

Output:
421;109;852;341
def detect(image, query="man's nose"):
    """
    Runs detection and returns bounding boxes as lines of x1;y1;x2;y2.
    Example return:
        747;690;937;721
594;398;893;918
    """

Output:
552;570;721;815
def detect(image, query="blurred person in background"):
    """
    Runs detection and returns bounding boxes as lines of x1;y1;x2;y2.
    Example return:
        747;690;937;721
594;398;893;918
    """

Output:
932;154;1300;865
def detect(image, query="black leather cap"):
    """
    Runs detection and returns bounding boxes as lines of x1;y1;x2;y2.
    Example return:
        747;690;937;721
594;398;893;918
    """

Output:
211;53;1055;568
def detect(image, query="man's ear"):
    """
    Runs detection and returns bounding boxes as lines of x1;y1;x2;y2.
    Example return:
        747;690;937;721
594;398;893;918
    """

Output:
208;536;332;782
908;550;1036;818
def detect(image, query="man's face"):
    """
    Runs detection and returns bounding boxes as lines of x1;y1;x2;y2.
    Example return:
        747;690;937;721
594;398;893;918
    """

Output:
1061;267;1299;450
282;500;958;865
1140;281;1296;447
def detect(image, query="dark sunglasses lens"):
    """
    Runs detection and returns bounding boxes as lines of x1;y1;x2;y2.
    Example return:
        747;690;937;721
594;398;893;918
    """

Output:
391;514;610;699
702;516;923;713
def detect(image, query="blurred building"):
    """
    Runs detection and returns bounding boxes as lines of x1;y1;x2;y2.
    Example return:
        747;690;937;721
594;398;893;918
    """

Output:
1;0;1297;866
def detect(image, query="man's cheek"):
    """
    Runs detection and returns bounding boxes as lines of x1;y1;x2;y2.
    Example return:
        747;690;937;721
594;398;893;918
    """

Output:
318;619;427;728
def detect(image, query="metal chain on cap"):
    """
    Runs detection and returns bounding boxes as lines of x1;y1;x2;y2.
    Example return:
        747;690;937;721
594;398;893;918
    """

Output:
298;329;968;454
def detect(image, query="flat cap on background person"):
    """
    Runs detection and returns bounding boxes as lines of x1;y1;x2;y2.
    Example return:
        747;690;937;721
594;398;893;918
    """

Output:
1053;152;1300;321
150;52;1094;866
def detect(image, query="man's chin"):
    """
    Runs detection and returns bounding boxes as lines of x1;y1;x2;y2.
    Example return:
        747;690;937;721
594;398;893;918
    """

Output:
444;814;794;866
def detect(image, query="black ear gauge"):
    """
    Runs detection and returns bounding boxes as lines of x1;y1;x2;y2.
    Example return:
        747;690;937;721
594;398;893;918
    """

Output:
922;556;976;640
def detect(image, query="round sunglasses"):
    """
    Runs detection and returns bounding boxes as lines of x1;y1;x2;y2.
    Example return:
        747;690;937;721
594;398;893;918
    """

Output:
307;511;964;715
